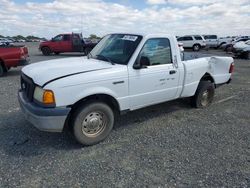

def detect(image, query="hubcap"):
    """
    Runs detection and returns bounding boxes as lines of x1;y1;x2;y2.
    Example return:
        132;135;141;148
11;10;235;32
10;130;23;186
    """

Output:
194;45;199;51
201;90;210;106
81;112;107;137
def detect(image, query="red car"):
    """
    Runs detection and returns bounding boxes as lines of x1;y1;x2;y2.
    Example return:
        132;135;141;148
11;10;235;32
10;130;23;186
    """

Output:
0;45;29;76
39;33;97;56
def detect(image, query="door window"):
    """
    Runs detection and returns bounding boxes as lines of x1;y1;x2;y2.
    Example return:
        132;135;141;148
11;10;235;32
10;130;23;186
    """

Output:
53;35;63;41
177;37;184;41
194;36;203;40
138;38;172;66
63;35;70;41
183;36;193;41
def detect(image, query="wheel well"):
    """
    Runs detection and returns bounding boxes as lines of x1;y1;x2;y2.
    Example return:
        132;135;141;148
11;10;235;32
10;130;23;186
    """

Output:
200;73;215;83
41;46;51;51
70;94;120;114
64;94;120;132
220;42;226;46
0;59;7;72
193;43;201;47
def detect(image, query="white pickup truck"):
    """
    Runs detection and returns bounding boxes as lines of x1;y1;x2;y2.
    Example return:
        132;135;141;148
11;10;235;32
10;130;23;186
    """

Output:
18;33;234;145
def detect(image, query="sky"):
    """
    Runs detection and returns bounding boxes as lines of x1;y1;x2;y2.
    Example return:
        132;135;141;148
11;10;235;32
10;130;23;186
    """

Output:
0;0;250;38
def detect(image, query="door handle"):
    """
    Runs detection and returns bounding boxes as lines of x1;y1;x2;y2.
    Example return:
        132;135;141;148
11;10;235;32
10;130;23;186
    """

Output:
169;70;176;74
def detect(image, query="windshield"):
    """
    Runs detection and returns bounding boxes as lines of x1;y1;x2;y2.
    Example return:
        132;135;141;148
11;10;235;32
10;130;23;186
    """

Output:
90;34;142;65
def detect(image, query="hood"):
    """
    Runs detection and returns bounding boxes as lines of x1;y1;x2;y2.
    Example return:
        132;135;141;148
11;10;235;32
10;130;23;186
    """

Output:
22;57;113;86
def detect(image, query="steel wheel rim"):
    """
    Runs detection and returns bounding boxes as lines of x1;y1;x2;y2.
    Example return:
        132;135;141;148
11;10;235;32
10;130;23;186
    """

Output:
81;111;107;137
201;90;211;106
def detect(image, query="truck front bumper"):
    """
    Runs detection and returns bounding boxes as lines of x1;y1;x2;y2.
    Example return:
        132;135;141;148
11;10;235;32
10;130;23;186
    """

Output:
18;91;71;132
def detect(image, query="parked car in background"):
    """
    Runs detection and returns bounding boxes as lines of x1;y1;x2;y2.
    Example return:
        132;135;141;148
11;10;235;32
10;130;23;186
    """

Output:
0;45;29;76
203;35;219;48
218;36;233;47
0;38;14;46
233;40;250;59
177;35;206;51
203;35;236;48
223;37;250;52
17;39;26;43
19;33;234;145
39;33;97;56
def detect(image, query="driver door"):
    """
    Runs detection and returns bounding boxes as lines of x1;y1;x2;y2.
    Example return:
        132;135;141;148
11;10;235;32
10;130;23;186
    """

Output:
128;38;180;110
51;35;63;52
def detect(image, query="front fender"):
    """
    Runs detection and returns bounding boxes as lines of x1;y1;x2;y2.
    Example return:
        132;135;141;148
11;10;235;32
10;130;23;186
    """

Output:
75;86;119;104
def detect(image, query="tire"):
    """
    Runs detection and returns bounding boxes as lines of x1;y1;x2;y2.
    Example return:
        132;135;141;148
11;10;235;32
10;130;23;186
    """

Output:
54;52;60;55
193;44;201;51
191;81;215;108
0;64;4;77
41;47;52;56
84;47;92;55
72;102;114;146
225;45;232;53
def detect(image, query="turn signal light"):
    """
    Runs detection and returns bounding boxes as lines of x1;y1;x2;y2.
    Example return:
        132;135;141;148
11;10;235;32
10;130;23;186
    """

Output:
43;90;55;104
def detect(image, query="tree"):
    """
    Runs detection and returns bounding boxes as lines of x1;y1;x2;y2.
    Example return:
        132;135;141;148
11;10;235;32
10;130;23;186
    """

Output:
89;34;101;39
13;35;26;40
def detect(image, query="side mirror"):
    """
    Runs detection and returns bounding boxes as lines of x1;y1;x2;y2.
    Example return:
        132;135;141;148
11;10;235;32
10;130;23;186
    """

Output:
51;38;55;42
133;56;150;69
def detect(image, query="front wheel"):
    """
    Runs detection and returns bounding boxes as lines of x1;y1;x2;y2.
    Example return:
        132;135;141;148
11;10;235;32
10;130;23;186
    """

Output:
225;45;232;53
191;81;215;108
72;102;114;146
41;47;52;56
193;44;201;51
0;64;4;77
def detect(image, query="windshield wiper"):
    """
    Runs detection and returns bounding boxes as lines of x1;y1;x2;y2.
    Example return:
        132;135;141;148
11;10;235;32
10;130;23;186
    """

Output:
96;54;116;65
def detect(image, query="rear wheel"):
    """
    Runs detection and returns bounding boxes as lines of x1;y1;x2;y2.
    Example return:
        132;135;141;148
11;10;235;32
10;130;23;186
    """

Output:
193;44;201;51
191;81;215;108
72;102;114;146
41;47;52;56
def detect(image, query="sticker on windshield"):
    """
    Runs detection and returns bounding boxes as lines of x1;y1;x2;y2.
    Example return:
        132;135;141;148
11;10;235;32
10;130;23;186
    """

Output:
121;35;138;42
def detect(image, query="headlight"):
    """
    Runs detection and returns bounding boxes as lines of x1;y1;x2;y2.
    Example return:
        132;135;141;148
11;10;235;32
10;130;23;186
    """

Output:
33;87;56;105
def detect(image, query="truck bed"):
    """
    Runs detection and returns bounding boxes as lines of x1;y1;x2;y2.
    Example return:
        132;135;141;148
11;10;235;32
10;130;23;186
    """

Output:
181;56;233;97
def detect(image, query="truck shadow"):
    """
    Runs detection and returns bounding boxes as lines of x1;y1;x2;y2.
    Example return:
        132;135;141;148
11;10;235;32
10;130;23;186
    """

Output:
1;99;191;157
115;99;191;129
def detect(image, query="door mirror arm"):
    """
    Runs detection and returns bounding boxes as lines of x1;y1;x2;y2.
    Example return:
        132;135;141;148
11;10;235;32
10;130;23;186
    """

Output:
133;63;147;69
133;56;150;69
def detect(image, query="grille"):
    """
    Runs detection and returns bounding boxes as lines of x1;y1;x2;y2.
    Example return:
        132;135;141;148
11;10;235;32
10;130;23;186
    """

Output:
20;73;35;101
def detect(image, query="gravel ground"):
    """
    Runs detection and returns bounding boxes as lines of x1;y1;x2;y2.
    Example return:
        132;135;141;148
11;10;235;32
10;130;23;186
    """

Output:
0;43;249;187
